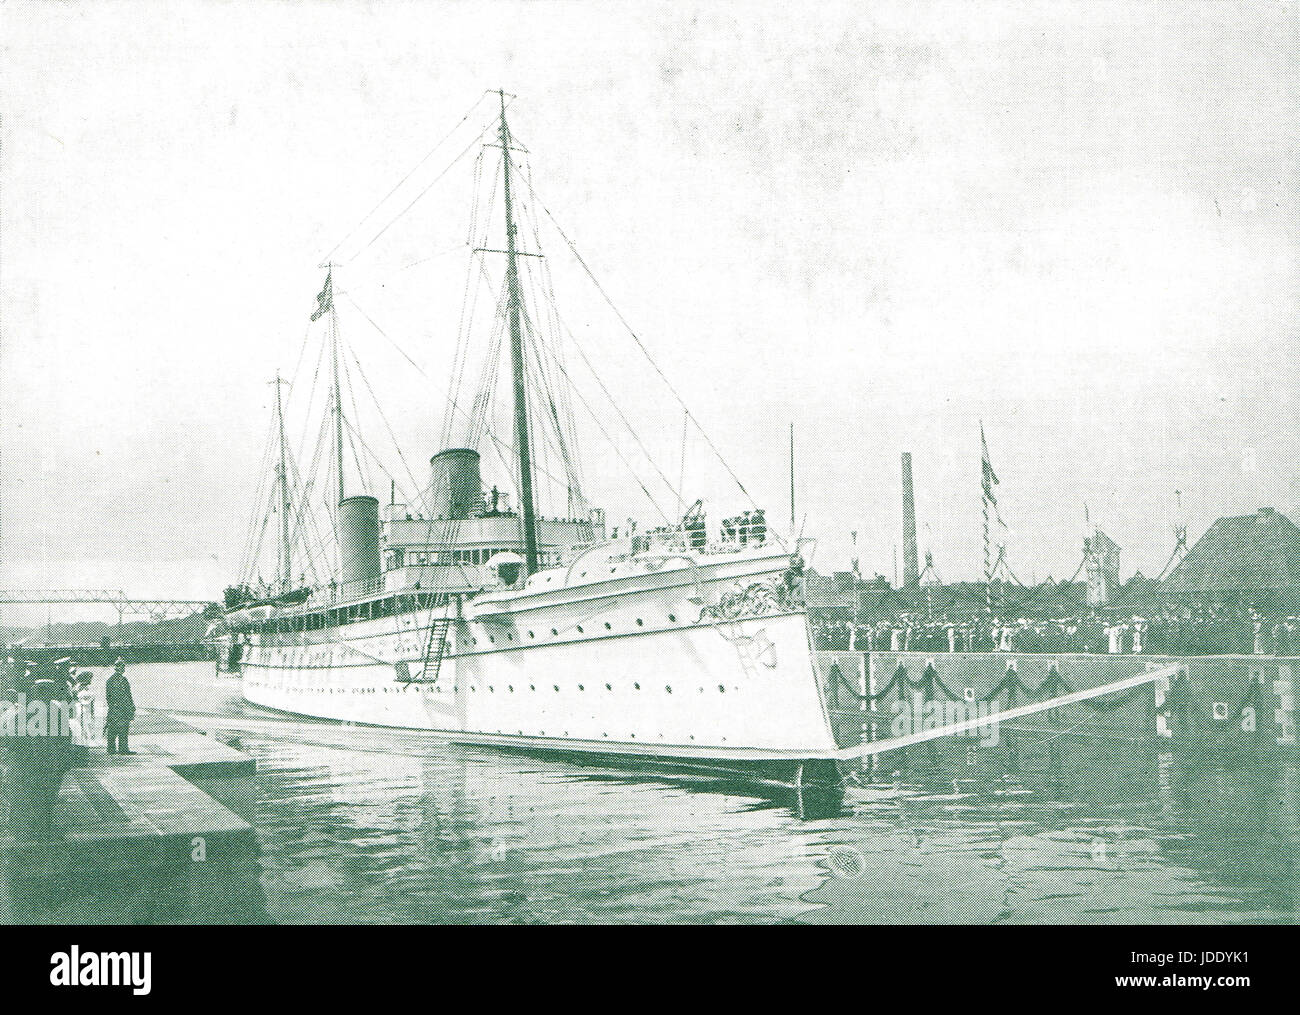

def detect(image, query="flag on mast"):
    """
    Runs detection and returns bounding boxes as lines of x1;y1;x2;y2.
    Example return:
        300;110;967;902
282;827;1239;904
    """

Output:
311;270;333;322
980;422;999;505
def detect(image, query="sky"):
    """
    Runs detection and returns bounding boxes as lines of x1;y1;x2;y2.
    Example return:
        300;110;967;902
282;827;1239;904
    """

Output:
1;0;1297;623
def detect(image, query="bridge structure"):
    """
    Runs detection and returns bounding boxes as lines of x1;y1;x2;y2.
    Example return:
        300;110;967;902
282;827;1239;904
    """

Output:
0;589;214;623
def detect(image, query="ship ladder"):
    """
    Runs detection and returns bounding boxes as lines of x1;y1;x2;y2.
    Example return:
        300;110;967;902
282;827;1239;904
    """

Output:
396;617;455;684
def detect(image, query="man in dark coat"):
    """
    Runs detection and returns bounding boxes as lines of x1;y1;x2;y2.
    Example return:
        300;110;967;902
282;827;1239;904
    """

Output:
3;662;74;842
104;658;136;755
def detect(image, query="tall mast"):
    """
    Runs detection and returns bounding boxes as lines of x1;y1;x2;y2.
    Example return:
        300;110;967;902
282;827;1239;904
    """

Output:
499;90;539;576
272;373;292;588
330;292;344;510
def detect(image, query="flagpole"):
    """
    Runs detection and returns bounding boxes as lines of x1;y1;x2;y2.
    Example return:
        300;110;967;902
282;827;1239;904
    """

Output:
984;485;991;611
980;421;993;612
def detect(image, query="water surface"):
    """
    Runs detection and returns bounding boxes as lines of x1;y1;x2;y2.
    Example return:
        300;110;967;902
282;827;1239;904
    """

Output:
95;662;1300;924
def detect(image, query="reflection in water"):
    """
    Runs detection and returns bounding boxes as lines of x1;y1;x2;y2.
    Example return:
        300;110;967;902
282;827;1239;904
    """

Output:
55;662;1300;924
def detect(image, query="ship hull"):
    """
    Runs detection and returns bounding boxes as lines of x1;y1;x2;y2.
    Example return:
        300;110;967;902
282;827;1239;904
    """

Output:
240;559;842;775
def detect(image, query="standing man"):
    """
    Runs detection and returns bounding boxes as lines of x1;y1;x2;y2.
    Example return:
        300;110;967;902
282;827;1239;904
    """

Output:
3;661;74;842
105;658;136;755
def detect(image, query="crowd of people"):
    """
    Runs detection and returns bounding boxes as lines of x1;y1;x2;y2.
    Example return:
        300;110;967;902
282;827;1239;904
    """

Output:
2;657;137;845
811;606;1300;657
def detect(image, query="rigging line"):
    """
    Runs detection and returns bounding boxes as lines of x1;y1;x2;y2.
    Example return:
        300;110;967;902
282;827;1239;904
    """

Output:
341;415;406;498
285;320;314;398
339;356;371;496
285;413;326;561
518;327;573;509
467;148;484;247
528;232;586;491
521;254;588;507
244;492;277;590
320;92;490;265
342;294;429;378
275;436;316;588
238;410;283;581
519;308;673;525
441;249;485;449
341;415;369;499
444;162;502;448
346;109;509;263
333;243;471;296
518;291;585;511
289;328;330;472
334;377;419;509
465;268;509;443
442;250;484;449
343;286;567;490
518;166;761;508
236;429;273;577
449;151;503;415
284;450;329;586
465;261;513;452
291;408;338;582
340;336;427;510
532;287;684;510
467;309;506;450
458;267;507;445
483;268;578;513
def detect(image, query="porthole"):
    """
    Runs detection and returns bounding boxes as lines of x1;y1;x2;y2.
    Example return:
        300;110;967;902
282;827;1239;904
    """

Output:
528;631;535;639
578;684;585;691
718;685;726;693
551;628;558;636
553;685;560;692
604;622;611;630
530;684;535;691
668;614;676;622
577;625;584;633
605;683;612;691
489;635;495;643
636;618;643;626
634;682;641;690
508;685;514;692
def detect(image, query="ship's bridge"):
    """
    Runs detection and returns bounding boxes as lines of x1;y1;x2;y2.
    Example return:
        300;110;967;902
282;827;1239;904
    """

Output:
374;446;606;594
380;510;602;592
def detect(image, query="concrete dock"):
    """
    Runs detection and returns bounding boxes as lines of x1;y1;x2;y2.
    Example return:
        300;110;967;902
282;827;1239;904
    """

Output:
2;711;269;923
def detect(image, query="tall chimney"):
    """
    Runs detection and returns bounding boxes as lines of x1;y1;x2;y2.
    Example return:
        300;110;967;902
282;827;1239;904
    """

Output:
901;452;919;587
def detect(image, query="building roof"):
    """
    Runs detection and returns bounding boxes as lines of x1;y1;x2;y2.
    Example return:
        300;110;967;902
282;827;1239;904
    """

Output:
804;570;856;609
1163;507;1300;594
